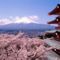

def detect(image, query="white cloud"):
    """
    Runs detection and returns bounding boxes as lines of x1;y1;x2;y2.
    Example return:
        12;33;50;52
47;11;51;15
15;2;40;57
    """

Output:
0;16;39;25
0;18;12;25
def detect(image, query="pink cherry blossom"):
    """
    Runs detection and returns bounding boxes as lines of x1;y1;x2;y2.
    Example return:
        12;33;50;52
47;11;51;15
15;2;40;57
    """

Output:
0;33;53;60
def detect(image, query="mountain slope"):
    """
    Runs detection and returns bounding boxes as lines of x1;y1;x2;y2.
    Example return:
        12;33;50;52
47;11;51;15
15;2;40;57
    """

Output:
0;23;55;30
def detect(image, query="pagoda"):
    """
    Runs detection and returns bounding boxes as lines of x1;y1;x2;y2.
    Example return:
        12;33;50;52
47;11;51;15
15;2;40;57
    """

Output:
48;4;60;39
45;3;60;55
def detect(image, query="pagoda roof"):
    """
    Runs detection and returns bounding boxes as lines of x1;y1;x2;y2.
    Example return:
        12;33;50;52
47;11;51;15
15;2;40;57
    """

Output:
48;16;60;24
48;4;60;15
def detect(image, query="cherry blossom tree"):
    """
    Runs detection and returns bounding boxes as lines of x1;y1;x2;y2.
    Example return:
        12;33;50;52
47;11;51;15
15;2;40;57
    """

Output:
0;33;53;60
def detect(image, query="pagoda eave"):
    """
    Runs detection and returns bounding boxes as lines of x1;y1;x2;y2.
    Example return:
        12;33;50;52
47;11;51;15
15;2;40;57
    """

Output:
48;12;60;15
48;21;60;24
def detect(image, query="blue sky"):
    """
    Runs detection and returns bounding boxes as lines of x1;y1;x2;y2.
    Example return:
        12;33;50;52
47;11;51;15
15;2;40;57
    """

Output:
0;0;59;25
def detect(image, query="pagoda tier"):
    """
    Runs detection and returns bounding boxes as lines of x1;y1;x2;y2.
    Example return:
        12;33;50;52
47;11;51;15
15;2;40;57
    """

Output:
48;4;60;15
48;16;60;24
